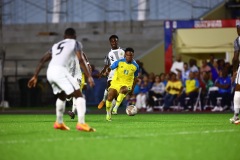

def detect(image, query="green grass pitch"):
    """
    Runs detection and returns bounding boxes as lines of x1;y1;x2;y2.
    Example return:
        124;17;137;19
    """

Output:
0;113;240;160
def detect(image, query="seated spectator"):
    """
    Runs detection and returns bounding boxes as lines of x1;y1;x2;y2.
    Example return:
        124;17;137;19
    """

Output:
189;59;199;73
164;72;183;111
160;72;168;86
178;71;200;111
147;75;165;112
218;59;225;71
148;72;156;88
200;59;211;79
211;68;232;112
209;59;219;83
135;75;151;111
202;72;214;110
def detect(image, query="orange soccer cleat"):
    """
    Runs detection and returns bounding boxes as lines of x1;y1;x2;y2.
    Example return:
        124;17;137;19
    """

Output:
97;101;105;109
54;122;70;130
76;123;96;132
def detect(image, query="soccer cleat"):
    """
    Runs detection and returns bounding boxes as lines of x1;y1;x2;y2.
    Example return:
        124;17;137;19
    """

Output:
54;122;70;130
98;101;105;109
76;123;96;132
106;114;112;121
112;108;118;115
230;117;239;124
68;111;75;119
234;120;240;125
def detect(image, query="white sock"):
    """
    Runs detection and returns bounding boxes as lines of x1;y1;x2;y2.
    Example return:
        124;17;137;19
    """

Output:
102;89;108;102
56;98;66;124
76;97;86;124
72;97;76;113
234;91;240;117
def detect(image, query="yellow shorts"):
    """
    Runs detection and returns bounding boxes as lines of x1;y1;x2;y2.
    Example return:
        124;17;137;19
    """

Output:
109;82;132;93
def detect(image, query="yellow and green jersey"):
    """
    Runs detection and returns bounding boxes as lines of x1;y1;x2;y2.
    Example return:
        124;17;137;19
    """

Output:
110;58;139;86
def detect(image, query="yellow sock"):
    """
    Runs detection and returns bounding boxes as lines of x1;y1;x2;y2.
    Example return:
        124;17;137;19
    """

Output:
114;93;126;109
106;100;112;115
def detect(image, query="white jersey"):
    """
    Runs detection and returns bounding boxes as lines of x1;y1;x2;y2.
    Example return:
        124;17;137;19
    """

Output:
48;39;82;68
47;39;82;95
104;47;125;81
104;47;125;66
68;41;83;80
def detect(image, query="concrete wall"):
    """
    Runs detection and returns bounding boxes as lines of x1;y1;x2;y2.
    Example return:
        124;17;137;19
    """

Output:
2;20;164;76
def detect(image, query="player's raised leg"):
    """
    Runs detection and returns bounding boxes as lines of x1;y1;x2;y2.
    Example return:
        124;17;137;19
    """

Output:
112;93;126;115
98;89;108;109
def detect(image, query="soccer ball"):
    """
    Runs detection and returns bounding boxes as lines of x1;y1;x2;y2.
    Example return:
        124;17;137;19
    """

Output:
126;105;137;116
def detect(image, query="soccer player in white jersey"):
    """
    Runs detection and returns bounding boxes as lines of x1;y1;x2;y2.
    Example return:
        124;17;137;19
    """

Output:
28;28;96;132
97;35;125;114
230;24;240;124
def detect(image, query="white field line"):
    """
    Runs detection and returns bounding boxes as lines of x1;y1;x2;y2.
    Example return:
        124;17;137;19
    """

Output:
0;129;237;145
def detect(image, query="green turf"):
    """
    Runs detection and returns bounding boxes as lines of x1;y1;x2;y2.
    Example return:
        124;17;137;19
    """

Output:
0;113;240;160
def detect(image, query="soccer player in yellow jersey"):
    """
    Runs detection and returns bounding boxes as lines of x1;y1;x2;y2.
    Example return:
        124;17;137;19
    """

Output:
105;47;139;121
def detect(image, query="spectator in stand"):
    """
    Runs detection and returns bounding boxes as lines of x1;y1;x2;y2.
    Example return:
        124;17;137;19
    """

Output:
148;72;155;88
89;64;101;103
225;62;233;77
218;59;225;71
164;72;183;111
211;68;232;112
207;54;215;68
147;75;165;112
160;72;168;86
210;59;219;83
181;62;190;84
202;72;214;110
200;59;211;79
194;71;206;91
136;60;148;76
135;75;151;111
90;64;100;78
170;55;184;75
189;58;199;73
178;71;200;111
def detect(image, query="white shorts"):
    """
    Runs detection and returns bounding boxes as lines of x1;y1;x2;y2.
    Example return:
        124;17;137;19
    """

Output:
235;66;240;84
107;70;115;82
47;66;80;95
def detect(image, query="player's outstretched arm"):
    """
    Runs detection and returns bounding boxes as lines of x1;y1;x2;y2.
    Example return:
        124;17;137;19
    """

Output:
98;65;110;78
82;52;92;72
27;51;52;88
76;51;95;88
